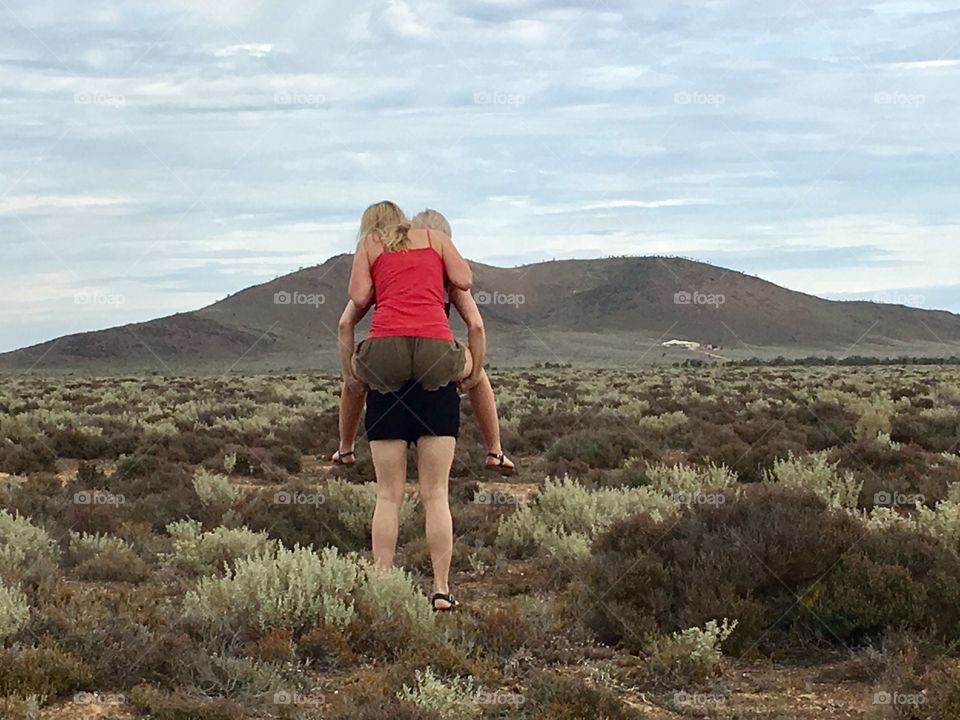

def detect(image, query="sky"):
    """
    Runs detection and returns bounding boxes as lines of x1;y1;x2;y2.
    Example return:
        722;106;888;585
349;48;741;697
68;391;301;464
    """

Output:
1;0;959;352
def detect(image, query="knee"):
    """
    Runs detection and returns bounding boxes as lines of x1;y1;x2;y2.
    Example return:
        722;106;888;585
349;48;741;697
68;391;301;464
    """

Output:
418;483;449;506
376;485;405;507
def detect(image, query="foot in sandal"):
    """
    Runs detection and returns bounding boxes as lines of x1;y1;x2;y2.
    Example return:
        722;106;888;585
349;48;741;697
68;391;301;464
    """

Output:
331;449;356;466
431;592;459;612
485;451;515;473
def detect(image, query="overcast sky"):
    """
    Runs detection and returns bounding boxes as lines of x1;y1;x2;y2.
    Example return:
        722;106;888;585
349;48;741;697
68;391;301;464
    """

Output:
1;0;959;352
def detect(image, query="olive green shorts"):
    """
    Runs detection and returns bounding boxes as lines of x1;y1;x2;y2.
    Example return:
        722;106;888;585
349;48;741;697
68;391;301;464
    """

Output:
354;336;467;393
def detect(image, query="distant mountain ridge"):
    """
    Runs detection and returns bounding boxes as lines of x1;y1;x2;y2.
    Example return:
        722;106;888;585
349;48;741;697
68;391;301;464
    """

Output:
2;254;959;373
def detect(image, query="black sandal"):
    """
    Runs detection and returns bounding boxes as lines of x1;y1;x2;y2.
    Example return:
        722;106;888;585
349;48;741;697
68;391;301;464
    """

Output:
331;450;355;466
431;592;459;612
485;452;515;474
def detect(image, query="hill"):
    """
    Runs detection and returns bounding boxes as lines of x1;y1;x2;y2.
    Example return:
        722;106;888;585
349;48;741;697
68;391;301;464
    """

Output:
2;254;959;373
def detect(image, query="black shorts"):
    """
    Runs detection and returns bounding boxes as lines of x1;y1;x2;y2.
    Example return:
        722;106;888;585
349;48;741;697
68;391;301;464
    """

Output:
364;379;460;444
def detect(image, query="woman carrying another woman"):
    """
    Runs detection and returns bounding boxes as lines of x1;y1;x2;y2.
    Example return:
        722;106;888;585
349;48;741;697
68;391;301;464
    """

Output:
346;201;469;610
333;207;514;473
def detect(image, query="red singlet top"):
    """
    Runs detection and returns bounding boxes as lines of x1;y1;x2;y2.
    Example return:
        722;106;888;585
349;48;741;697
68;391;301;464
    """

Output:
368;241;453;341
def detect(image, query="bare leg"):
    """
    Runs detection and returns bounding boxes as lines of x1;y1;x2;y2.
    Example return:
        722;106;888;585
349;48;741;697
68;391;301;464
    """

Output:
467;370;515;470
416;435;456;608
369;439;407;568
333;383;366;464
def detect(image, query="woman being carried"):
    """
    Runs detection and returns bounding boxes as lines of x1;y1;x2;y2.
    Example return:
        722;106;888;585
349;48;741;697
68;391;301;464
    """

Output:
347;201;473;395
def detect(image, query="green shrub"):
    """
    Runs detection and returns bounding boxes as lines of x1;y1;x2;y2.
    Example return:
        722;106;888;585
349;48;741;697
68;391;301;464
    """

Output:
0;509;59;585
179;652;296;700
644;461;737;498
636;410;688;433
324;479;417;544
351;566;439;658
31;581;191;687
128;685;245;720
915;483;960;549
236;478;415;554
585;484;960;653
765;451;862;509
524;670;643;719
192;469;238;508
66;532;150;583
397;668;480;720
496;477;675;569
185;545;362;633
165;520;276;576
648;619;737;682
0;643;91;699
0;582;29;640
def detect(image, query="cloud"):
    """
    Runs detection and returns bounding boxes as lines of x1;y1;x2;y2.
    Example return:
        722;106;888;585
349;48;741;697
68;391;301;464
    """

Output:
1;0;959;351
0;194;132;214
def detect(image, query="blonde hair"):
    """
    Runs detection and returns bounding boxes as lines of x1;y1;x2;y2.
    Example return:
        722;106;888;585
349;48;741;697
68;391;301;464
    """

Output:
411;208;452;237
359;201;411;251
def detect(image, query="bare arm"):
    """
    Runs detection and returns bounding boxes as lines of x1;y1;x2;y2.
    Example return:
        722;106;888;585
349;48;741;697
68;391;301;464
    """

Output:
450;287;485;385
338;300;370;391
348;238;374;308
438;233;472;291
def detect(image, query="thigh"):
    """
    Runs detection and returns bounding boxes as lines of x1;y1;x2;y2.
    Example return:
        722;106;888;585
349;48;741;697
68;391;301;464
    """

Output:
416;436;456;498
369;440;408;500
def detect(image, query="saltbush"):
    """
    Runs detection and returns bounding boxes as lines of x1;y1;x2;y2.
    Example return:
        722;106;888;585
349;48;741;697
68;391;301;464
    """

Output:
0;582;29;640
765;451;862;510
184;544;441;656
192;469;239;508
648;619;738;682
165;520;275;576
496;477;675;568
66;531;150;582
185;545;363;633
397;668;480;720
0;508;59;584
